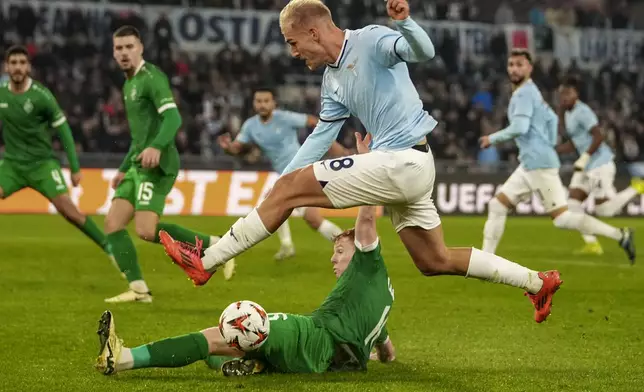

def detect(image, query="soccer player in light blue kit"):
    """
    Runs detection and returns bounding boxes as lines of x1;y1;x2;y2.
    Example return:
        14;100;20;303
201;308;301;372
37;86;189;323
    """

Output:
480;50;635;264
217;87;346;261
162;0;565;324
556;76;644;257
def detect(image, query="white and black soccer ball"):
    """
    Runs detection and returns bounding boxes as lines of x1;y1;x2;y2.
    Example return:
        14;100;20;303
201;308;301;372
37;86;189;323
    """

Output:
218;300;270;351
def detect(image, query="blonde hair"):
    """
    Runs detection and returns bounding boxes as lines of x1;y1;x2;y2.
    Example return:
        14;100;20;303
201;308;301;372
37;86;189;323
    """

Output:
279;0;332;31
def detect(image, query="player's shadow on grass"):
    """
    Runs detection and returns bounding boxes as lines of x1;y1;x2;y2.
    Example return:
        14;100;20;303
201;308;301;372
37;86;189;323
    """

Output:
123;362;477;392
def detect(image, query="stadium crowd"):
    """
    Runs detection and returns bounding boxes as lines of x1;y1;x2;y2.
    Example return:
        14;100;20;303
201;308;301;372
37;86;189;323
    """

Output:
1;0;644;167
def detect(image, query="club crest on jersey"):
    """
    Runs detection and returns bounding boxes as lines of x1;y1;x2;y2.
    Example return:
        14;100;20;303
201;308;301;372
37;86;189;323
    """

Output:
0;103;7;108
23;99;33;114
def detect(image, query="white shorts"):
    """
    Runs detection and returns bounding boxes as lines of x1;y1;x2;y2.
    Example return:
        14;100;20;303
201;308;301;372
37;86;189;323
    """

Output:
499;166;568;212
313;148;440;232
569;162;617;200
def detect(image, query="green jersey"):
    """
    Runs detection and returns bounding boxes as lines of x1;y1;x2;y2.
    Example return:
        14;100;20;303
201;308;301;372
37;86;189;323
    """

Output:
311;241;394;370
122;61;180;175
0;79;68;166
248;313;336;373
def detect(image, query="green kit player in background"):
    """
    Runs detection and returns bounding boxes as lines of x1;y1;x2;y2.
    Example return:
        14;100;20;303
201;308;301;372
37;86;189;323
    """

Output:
104;26;235;304
95;169;397;375
0;45;114;264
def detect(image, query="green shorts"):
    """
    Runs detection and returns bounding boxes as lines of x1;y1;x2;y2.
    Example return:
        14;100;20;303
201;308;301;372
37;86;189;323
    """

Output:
0;159;68;199
113;167;176;216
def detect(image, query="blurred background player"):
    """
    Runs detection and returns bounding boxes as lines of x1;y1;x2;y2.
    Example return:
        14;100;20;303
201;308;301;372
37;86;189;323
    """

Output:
0;45;114;265
480;50;636;263
556;76;644;257
103;26;234;304
217;86;346;260
96;202;395;376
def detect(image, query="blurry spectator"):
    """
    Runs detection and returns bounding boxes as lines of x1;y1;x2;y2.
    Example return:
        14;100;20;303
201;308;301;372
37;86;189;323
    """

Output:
495;1;515;25
461;0;480;22
16;4;38;41
530;4;547;27
611;0;630;29
154;13;174;62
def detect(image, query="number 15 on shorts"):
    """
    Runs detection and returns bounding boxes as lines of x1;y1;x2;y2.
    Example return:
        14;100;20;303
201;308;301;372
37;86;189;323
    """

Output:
137;182;154;205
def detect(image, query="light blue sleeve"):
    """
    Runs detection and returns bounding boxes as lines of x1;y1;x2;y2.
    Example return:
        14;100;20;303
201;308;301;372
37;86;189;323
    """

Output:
235;120;253;144
281;93;349;174
546;105;558;146
489;92;532;144
370;18;435;67
277;110;308;129
578;106;599;133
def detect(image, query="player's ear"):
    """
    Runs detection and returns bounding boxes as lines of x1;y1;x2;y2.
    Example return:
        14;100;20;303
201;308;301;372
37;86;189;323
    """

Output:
310;28;319;42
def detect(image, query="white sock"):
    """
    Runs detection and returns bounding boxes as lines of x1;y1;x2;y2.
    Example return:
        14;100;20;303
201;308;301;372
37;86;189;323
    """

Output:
116;347;134;371
553;210;622;241
276;220;293;247
567;199;598;243
318;219;343;241
482;198;508;254
202;209;270;271
129;280;149;294
595;187;638;217
466;248;543;294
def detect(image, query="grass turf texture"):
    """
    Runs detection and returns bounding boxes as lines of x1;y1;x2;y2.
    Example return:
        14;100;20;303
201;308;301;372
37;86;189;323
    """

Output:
0;215;643;392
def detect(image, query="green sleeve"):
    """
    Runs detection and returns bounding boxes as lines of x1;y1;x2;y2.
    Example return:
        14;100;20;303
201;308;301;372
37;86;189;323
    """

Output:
56;122;80;173
150;108;182;150
42;87;67;129
149;71;181;150
375;326;389;345
118;145;136;172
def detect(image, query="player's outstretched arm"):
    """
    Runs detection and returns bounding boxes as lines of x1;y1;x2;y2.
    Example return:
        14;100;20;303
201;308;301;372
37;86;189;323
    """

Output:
374;0;435;66
371;337;396;363
486;93;532;145
353;132;378;248
281;119;346;174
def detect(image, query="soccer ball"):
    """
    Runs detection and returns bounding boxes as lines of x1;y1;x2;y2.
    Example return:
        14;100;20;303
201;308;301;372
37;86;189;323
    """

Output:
218;300;270;351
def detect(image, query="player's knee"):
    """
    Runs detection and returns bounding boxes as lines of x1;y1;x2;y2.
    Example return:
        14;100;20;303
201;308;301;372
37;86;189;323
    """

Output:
414;249;451;276
104;213;123;234
487;197;508;217
135;223;157;242
552;210;581;230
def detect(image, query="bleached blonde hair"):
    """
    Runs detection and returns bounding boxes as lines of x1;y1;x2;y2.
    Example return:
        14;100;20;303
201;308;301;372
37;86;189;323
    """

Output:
279;0;333;31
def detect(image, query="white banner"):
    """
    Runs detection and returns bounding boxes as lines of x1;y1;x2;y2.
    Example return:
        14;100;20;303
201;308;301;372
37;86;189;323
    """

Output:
164;8;286;55
553;27;644;70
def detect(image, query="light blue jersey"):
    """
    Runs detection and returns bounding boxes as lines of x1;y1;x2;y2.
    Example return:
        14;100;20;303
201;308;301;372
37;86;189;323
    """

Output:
489;80;560;170
564;101;613;170
282;18;437;174
236;109;308;173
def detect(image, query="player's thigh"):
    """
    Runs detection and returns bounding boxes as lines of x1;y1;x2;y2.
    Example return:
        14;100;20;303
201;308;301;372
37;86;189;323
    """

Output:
496;166;531;207
389;189;441;233
589;163;617;200
27;160;69;200
397;224;463;275
313;150;433;209
526;169;568;213
106;172;137;233
0;160;27;199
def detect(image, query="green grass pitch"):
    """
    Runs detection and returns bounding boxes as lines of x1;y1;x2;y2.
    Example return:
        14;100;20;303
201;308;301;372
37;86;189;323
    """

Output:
0;215;643;392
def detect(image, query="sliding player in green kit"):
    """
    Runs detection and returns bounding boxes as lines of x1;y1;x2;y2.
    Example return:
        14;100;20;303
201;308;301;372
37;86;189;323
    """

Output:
104;26;235;304
94;132;395;375
0;45;114;264
95;201;396;376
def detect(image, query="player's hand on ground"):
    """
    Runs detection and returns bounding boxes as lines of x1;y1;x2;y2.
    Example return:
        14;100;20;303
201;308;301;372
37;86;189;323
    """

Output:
71;172;82;187
137;147;161;169
386;0;410;20
111;171;126;190
355;132;372;154
479;135;491;149
217;134;232;151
